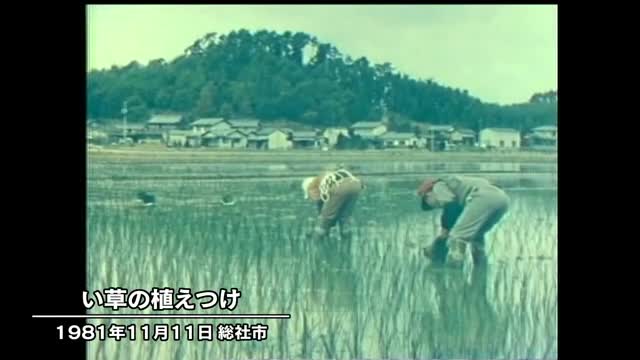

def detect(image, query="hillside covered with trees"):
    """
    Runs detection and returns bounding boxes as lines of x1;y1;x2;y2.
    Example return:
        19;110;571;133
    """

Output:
87;29;557;132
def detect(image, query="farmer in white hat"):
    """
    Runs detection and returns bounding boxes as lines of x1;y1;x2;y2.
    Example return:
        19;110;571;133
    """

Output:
417;175;510;267
302;167;364;242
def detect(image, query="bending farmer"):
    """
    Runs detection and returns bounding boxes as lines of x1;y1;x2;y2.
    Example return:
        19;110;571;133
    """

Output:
418;175;510;267
302;168;363;242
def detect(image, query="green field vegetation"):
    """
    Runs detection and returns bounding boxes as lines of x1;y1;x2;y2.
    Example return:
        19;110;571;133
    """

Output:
87;171;557;359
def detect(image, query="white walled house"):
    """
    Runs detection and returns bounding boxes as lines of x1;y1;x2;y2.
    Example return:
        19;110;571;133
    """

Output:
323;127;350;146
350;121;388;137
245;128;293;150
479;128;521;149
267;129;293;150
379;132;418;148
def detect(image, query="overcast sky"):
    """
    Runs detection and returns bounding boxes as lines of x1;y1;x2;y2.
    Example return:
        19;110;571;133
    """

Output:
87;4;557;105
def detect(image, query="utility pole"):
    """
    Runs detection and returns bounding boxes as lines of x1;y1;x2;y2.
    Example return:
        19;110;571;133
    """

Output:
121;101;128;143
430;126;435;152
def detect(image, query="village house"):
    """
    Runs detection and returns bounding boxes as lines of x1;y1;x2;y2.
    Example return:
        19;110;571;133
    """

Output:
526;125;558;149
353;129;378;140
479;128;521;149
189;117;261;135
223;130;249;148
113;123;145;135
291;131;320;149
111;123;166;144
246;128;290;150
146;114;186;131
166;130;201;147
208;120;235;133
102;123;141;144
379;132;419;148
450;128;476;147
424;124;454;151
425;124;454;137
201;129;226;147
135;130;165;144
87;125;109;145
246;133;269;150
201;129;248;149
246;128;275;149
323;127;350;147
228;118;261;134
531;125;557;139
265;129;293;150
350;121;388;137
190;117;225;134
415;137;428;148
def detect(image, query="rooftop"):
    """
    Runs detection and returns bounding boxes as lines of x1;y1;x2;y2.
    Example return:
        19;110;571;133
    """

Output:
291;131;318;141
191;118;225;126
148;114;183;125
248;134;269;141
351;121;385;129
256;128;293;136
167;130;199;137
380;132;417;140
202;129;231;139
226;130;249;139
202;129;248;139
114;123;146;130
532;125;557;131
482;128;520;134
454;128;476;136
355;129;381;138
228;119;261;128
427;125;454;132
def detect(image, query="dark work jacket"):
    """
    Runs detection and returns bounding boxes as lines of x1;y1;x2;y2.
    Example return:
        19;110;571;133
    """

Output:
441;203;464;231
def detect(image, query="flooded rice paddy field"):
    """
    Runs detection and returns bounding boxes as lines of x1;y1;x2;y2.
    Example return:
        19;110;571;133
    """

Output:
87;159;557;359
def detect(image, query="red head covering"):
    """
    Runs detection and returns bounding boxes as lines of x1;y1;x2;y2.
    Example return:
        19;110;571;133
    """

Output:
417;178;440;196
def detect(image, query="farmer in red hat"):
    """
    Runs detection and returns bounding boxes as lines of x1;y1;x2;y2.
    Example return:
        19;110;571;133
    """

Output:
418;175;510;267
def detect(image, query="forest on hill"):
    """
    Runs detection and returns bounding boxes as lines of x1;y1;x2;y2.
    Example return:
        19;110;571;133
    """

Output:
87;29;557;132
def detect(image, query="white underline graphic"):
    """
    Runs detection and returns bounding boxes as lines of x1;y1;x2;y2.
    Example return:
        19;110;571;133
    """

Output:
32;314;290;319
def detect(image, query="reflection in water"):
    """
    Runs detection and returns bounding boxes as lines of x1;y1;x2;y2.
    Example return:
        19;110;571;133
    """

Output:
431;261;504;359
311;232;357;312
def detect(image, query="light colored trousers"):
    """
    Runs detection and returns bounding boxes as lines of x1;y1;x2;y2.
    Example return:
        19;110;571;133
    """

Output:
448;184;510;263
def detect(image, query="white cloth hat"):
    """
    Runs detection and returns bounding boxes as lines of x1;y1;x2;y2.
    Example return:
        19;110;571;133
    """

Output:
302;177;315;199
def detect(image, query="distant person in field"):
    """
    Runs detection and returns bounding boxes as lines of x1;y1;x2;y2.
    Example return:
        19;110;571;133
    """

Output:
136;191;156;207
302;167;364;241
418;175;510;267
